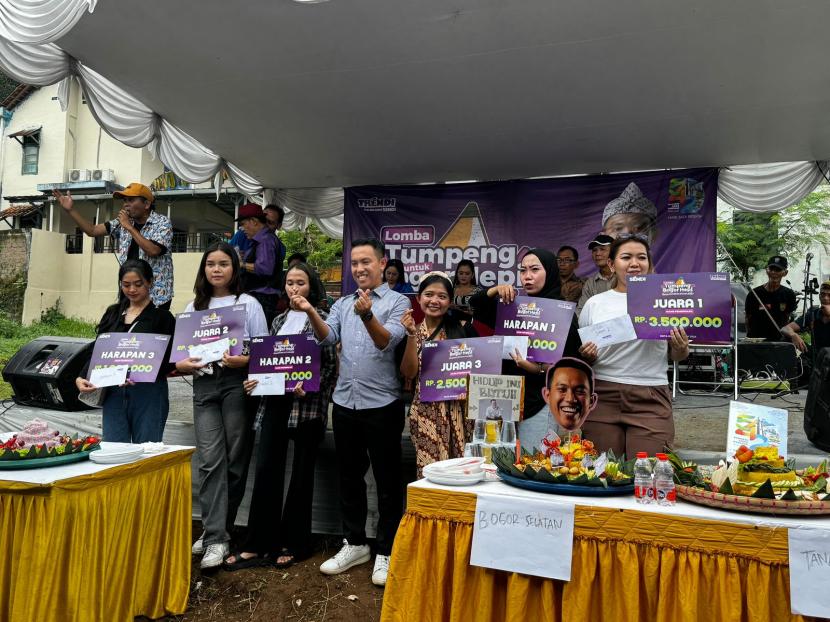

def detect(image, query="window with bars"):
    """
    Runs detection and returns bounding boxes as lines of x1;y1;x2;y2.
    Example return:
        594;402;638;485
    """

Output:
21;135;39;175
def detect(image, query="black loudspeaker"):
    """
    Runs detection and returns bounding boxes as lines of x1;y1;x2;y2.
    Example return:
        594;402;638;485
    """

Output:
804;347;830;452
737;341;800;380
2;336;94;411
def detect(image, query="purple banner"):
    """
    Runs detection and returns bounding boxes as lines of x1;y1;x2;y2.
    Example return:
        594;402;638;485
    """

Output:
343;168;717;294
627;272;732;342
495;296;576;363
88;332;171;383
249;335;322;392
170;305;246;362
419;336;503;402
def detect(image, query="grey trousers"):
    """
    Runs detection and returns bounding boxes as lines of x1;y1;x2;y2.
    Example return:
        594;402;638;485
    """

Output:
192;367;256;546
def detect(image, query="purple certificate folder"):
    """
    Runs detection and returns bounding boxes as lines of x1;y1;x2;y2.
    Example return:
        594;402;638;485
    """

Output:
249;334;322;392
627;272;732;341
495;296;576;363
88;332;171;383
170;304;246;362
419;336;503;402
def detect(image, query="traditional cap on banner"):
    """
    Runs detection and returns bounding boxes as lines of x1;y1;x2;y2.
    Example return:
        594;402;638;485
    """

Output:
767;255;788;270
602;182;657;226
587;233;614;250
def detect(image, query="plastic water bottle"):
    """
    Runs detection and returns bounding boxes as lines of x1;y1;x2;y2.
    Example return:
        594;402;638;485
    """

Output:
653;453;676;506
633;452;654;504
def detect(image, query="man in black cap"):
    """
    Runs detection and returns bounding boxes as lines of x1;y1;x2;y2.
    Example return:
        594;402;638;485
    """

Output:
745;256;798;341
576;233;615;316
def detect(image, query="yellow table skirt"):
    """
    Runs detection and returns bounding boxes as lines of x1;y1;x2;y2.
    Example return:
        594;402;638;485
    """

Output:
381;486;818;622
0;450;194;622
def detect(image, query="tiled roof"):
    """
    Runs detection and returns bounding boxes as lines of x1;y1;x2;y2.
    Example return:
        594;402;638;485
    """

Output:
0;204;40;218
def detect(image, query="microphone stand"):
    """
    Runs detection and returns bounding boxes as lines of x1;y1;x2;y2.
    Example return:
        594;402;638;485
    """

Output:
800;253;819;370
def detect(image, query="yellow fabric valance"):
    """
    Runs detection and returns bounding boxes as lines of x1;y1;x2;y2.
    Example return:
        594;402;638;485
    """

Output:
382;486;814;622
0;450;193;622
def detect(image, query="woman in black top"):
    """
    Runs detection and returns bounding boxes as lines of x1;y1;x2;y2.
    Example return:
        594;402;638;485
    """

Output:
76;259;175;442
470;248;582;451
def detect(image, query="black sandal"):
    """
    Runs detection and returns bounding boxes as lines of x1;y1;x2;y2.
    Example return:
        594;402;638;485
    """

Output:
273;548;296;568
223;551;267;571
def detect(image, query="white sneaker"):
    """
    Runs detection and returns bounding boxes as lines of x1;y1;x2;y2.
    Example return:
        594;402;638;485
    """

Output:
200;542;229;570
371;554;390;587
319;539;371;575
191;534;205;556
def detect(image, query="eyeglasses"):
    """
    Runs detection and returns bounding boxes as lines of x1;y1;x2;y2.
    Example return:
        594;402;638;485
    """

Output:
616;232;649;243
556;258;576;264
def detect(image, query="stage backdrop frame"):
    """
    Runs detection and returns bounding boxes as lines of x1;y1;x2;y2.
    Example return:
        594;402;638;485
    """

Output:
342;168;718;295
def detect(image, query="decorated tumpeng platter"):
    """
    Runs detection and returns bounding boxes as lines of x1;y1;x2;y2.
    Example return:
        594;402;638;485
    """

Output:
669;448;830;516
491;434;635;496
0;419;101;470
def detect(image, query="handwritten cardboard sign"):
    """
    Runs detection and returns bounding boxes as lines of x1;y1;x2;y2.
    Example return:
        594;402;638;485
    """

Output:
470;492;575;580
788;526;830;616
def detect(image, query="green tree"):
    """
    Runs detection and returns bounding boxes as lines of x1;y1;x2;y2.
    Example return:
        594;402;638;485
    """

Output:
279;223;342;271
718;187;830;281
0;71;20;102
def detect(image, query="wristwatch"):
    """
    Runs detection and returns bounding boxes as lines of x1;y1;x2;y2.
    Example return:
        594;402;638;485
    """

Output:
360;311;374;322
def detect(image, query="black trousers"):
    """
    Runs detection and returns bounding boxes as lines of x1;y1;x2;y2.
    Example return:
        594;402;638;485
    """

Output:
332;400;405;556
244;395;324;558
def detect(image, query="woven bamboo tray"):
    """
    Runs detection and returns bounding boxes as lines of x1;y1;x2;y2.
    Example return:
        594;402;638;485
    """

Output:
676;484;830;516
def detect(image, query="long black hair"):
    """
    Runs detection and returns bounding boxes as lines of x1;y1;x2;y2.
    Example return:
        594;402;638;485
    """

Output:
285;262;326;309
193;241;243;311
385;258;407;285
97;259;154;333
452;259;478;287
417;272;470;340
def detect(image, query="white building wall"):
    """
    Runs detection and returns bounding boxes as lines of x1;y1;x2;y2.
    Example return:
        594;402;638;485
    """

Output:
1;84;69;211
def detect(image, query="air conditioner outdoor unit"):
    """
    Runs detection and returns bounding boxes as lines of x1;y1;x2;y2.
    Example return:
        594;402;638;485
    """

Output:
92;168;114;182
68;169;91;182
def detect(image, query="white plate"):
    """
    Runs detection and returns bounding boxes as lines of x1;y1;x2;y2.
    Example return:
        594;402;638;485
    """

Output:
94;442;144;456
424;471;485;486
89;452;144;465
423;457;485;476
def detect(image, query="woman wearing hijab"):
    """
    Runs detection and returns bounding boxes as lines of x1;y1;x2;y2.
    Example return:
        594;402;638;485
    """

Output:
470;248;582;450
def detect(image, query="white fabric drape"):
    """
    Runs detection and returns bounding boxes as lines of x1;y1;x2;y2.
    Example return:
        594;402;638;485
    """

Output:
0;0;96;44
717;161;828;213
0;33;347;234
253;188;344;237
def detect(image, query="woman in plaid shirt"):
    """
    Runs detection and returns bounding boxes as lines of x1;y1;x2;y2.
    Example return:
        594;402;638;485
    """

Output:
225;263;337;570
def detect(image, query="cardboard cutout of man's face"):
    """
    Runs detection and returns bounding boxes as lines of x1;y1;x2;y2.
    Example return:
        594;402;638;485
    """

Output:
542;364;599;431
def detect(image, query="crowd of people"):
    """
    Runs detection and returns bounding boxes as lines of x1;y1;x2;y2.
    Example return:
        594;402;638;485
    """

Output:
55;181;828;588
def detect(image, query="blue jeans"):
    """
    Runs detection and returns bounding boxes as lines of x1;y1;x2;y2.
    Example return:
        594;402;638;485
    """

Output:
102;380;169;443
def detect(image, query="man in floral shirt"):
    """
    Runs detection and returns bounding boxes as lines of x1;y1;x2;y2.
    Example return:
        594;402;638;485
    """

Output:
54;183;174;308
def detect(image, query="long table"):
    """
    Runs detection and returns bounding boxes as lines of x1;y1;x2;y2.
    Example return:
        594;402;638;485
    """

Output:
0;447;194;622
381;478;830;622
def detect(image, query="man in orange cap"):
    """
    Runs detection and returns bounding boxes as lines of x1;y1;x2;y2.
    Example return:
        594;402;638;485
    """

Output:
53;183;174;308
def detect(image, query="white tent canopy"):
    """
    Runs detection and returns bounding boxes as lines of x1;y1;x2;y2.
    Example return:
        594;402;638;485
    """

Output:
3;0;830;233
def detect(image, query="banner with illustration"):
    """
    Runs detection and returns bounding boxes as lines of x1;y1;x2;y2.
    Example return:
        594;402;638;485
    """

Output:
170;305;246;362
88;332;171;383
627;272;732;342
343;168;718;294
249;335;322;392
